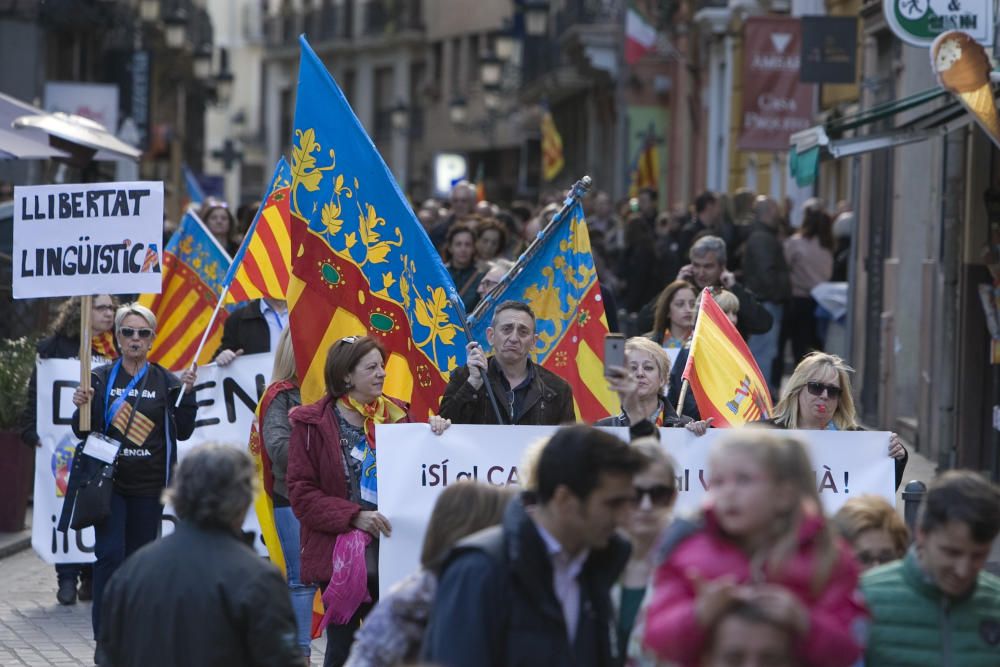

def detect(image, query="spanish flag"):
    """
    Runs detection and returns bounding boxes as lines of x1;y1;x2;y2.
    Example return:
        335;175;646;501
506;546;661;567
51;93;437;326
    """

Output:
541;108;564;182
138;212;231;371
224;158;292;304
682;288;772;426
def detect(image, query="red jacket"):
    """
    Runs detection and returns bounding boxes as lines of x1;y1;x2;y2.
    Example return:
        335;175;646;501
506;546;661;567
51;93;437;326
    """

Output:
286;394;411;585
643;508;867;667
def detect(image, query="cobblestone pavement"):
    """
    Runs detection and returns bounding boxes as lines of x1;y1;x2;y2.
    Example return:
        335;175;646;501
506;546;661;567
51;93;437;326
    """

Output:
0;548;326;666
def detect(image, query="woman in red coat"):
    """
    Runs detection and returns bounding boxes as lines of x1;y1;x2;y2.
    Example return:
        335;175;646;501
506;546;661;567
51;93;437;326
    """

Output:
287;335;421;667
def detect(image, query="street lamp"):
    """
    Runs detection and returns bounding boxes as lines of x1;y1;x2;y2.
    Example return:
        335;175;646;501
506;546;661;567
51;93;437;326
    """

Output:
479;52;503;88
390;100;409;131
522;0;550;37
139;0;160;22
494;28;519;62
449;97;468;125
163;8;188;49
483;85;502;112
214;48;234;105
193;45;213;80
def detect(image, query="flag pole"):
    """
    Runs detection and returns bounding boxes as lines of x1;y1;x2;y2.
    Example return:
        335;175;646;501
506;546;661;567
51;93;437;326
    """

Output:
173;285;230;407
676;379;689;419
449;293;506;424
469;174;593;325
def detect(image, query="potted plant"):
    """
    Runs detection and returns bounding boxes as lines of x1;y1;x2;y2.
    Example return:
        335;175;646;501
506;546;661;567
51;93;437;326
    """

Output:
0;336;37;532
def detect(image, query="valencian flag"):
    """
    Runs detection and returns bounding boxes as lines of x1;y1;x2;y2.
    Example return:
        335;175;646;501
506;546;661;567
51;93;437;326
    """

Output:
628;123;660;197
137;212;231;371
225;158;293;303
287;36;466;415
470;201;617;422
682;288;772;426
541;107;564;182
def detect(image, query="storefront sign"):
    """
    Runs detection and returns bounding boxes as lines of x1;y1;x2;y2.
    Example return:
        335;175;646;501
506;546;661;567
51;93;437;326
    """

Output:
885;0;993;46
739;17;816;152
801;16;858;84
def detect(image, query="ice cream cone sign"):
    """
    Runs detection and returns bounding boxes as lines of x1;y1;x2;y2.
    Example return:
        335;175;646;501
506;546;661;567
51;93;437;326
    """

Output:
932;31;1000;148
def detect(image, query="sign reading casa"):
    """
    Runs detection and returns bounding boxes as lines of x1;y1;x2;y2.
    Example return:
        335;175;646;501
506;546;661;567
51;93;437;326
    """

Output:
13;181;164;299
885;0;993;46
739;17;816;152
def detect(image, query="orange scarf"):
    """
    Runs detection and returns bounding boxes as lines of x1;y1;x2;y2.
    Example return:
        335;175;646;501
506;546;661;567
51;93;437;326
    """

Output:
336;395;407;450
92;331;119;360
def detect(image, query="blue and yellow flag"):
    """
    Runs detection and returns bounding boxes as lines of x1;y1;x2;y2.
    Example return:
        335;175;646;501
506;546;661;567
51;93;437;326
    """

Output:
138;212;231;370
470;201;616;421
287;36;464;416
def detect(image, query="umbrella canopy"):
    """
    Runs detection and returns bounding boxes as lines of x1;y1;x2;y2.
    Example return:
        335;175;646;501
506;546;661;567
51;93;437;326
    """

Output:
14;112;141;163
0;127;69;160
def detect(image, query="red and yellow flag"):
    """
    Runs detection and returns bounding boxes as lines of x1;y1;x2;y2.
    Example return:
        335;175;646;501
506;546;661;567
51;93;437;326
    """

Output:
225;159;292;304
682;288;772;426
628;126;659;198
541;109;564;182
138;212;231;371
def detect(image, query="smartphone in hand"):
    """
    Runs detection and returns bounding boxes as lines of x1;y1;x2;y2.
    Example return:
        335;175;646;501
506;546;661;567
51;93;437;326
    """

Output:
604;333;626;377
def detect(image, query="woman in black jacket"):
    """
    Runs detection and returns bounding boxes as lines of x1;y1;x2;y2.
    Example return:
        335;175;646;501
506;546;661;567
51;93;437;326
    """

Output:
756;351;908;490
66;303;198;640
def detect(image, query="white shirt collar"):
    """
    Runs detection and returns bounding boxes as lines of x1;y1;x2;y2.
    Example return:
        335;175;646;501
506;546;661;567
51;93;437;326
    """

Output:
533;518;590;573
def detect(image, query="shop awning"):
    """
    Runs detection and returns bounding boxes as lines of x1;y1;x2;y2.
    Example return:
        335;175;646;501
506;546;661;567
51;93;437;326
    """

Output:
789;86;983;186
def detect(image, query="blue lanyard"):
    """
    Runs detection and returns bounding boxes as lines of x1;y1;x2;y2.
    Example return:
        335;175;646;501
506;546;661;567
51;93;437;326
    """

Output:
104;360;148;434
264;307;284;332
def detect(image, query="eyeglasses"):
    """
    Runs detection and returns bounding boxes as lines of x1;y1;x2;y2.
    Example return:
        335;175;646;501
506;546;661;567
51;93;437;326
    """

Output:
634;484;676;507
805;382;842;399
856;550;897;567
119;327;154;339
480;279;499;290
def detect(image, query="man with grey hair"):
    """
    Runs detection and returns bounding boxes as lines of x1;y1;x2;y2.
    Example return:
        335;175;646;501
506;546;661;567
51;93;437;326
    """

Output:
97;444;303;667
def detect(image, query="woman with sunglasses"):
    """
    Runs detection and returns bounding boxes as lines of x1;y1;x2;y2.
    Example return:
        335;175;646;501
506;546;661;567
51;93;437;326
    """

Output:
68;303;198;644
617;438;681;666
286;335;448;667
759;351;908;489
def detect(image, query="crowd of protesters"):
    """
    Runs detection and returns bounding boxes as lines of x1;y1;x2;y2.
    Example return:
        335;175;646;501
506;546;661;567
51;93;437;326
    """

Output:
19;180;1000;667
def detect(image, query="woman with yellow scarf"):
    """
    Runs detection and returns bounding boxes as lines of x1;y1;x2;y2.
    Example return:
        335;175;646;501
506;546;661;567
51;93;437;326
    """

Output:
288;335;443;667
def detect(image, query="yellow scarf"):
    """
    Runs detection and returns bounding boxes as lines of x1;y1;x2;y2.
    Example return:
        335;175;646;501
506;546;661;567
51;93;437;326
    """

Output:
336;395;407;450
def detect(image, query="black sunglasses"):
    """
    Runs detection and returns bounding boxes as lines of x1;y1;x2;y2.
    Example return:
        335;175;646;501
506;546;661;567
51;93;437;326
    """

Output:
634;484;676;507
806;382;842;399
119;327;154;339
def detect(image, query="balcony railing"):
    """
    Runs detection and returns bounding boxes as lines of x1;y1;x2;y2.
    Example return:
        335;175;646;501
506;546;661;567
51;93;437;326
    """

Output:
363;0;423;37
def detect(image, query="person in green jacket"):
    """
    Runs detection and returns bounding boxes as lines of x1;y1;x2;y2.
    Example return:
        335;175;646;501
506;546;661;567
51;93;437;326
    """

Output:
861;470;1000;667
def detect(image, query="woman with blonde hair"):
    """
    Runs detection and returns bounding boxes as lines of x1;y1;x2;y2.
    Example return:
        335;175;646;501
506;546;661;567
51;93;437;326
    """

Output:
758;351;908;489
597;337;711;435
254;328;314;658
832;494;909;572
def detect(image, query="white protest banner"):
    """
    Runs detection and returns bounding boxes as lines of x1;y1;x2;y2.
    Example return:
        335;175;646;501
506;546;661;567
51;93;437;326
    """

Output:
13;181;164;298
32;353;273;564
376;424;895;595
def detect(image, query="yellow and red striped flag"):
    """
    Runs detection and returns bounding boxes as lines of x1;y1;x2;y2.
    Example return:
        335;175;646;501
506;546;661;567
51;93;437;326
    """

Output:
225;159;292;304
682;288;773;426
541;108;564;182
470;201;617;421
138;212;232;371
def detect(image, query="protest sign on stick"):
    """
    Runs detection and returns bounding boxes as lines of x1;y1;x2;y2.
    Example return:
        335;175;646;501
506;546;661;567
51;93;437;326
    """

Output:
13;181;165;426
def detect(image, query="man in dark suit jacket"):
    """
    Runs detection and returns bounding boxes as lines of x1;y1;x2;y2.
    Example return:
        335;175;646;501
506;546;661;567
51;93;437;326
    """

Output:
213;298;287;365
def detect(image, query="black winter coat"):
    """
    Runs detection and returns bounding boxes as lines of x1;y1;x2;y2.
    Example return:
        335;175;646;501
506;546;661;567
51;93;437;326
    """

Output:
213;300;271;359
422;497;631;667
440;358;575;425
96;522;302;667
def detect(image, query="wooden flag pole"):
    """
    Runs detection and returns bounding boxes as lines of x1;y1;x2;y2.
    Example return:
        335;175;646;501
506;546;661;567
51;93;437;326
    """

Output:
78;296;92;431
676;378;689;419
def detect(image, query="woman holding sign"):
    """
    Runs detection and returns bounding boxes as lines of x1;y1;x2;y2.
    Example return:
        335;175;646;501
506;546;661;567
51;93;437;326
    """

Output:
758;352;908;490
287;335;449;667
68;303;198;641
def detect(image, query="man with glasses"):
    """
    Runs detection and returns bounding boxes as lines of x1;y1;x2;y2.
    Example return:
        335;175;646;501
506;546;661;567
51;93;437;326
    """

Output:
862;471;1000;666
439;300;575;425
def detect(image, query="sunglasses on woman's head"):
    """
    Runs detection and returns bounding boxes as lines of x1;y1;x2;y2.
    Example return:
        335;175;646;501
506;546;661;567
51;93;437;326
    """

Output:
634;484;676;507
805;381;842;399
119;327;154;339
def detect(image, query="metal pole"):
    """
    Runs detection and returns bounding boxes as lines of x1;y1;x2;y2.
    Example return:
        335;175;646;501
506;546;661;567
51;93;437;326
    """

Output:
448;294;505;424
469;174;593;325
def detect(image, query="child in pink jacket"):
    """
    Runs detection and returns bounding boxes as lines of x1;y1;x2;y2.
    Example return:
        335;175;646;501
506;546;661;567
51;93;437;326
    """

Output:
643;430;868;667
